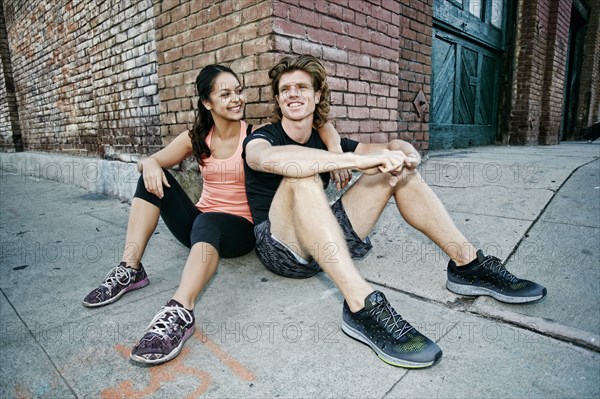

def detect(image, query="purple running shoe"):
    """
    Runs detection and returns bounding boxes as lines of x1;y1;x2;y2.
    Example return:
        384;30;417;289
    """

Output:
130;299;195;365
82;262;149;307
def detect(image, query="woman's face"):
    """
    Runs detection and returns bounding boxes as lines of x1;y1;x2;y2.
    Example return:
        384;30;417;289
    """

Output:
204;72;245;121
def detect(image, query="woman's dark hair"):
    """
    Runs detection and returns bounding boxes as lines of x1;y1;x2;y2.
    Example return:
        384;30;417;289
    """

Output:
190;65;241;164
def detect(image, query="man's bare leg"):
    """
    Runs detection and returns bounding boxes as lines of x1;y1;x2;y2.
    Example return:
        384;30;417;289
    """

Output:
267;177;443;369
269;177;372;311
342;172;476;265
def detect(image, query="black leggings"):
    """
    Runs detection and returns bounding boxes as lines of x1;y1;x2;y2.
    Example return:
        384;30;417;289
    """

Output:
134;169;255;258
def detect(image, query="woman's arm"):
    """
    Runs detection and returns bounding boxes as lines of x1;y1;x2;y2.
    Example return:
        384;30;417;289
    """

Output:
317;122;351;190
136;130;193;199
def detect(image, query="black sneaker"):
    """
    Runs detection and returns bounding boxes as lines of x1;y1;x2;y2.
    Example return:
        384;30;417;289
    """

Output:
446;250;547;303
130;299;195;365
341;291;442;368
82;262;149;307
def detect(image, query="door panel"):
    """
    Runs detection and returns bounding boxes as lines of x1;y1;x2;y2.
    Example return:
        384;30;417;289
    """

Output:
431;37;456;124
431;0;505;149
458;46;477;124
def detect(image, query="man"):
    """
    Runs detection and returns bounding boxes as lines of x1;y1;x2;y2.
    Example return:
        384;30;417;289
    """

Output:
243;55;546;368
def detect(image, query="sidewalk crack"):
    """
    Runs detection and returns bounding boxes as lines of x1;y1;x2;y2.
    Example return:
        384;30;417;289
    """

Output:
0;288;79;399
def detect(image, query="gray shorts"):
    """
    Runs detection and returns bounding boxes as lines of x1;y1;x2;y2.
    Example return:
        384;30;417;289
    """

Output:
254;198;373;279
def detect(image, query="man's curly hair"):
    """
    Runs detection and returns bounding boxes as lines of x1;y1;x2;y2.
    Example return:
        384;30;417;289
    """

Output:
268;54;330;129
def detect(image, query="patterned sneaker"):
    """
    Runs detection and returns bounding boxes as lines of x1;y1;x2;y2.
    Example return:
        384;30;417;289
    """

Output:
130;299;195;365
446;250;547;303
82;262;149;307
341;291;442;368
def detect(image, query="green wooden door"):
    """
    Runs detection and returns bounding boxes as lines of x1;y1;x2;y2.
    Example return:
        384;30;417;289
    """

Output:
431;0;506;149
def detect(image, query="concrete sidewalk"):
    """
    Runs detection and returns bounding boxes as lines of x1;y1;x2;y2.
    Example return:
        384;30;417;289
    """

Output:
1;143;599;398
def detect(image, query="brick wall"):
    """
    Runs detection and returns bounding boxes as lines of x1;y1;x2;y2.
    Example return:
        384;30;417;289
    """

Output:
576;0;600;130
3;0;159;159
268;0;400;144
510;0;551;145
511;0;599;145
154;0;273;143
4;0;596;162
0;6;22;151
539;0;571;145
397;0;433;151
154;0;430;150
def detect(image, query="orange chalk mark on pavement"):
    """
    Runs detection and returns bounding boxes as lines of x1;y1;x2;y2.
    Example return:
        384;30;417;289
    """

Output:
100;331;255;399
194;330;256;382
100;344;211;399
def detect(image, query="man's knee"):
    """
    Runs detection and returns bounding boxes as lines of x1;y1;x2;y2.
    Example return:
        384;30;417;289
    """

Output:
281;175;325;195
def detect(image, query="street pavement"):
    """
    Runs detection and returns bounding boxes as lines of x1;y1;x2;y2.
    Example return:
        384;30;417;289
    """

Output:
1;142;599;398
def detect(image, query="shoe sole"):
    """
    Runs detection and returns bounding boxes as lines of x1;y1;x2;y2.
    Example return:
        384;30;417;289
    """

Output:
446;280;546;304
130;325;195;365
82;277;150;308
341;321;440;369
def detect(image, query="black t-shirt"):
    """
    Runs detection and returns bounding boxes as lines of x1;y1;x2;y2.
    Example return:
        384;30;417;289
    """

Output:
242;122;359;225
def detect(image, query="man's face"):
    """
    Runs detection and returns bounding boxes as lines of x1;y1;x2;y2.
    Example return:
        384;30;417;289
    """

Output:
276;70;321;123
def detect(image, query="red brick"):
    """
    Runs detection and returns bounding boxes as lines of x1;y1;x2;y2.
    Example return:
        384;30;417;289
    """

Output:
192;52;216;69
291;38;323;57
359;121;379;133
322;16;348;34
273;18;306;38
215;12;243;34
330;91;343;105
336;35;361;52
242;36;271;56
182;41;203;57
243;2;272;22
335;120;360;133
204;32;228;51
331;105;347;118
288;5;320;27
336;64;359;79
342;8;355;23
370;108;389;119
355;94;367;106
217;44;242;62
360;40;381;57
323;46;348;62
348;80;369;94
360;68;380;82
245;102;272;119
349;53;370;67
328;76;348;91
343;93;356;105
348;107;369;119
307;28;338;44
190;24;215;41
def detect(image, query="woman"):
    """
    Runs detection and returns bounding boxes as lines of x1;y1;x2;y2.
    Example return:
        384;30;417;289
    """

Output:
82;64;347;365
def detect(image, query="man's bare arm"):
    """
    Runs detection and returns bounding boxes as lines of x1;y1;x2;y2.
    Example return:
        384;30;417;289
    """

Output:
245;139;406;177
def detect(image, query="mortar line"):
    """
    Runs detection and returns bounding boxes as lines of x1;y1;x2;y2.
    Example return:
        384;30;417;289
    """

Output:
1;287;79;399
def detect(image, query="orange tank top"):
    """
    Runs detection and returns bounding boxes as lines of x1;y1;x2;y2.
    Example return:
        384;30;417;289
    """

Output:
195;121;253;223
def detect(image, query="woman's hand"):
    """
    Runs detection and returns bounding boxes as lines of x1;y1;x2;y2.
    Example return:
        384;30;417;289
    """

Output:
330;168;352;191
138;157;170;199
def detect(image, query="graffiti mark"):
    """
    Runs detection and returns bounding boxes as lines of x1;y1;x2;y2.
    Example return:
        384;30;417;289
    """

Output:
100;330;254;399
196;330;256;382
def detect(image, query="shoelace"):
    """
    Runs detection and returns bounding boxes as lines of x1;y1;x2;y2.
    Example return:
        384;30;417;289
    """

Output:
369;301;415;339
480;256;517;282
100;264;133;290
145;306;193;336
